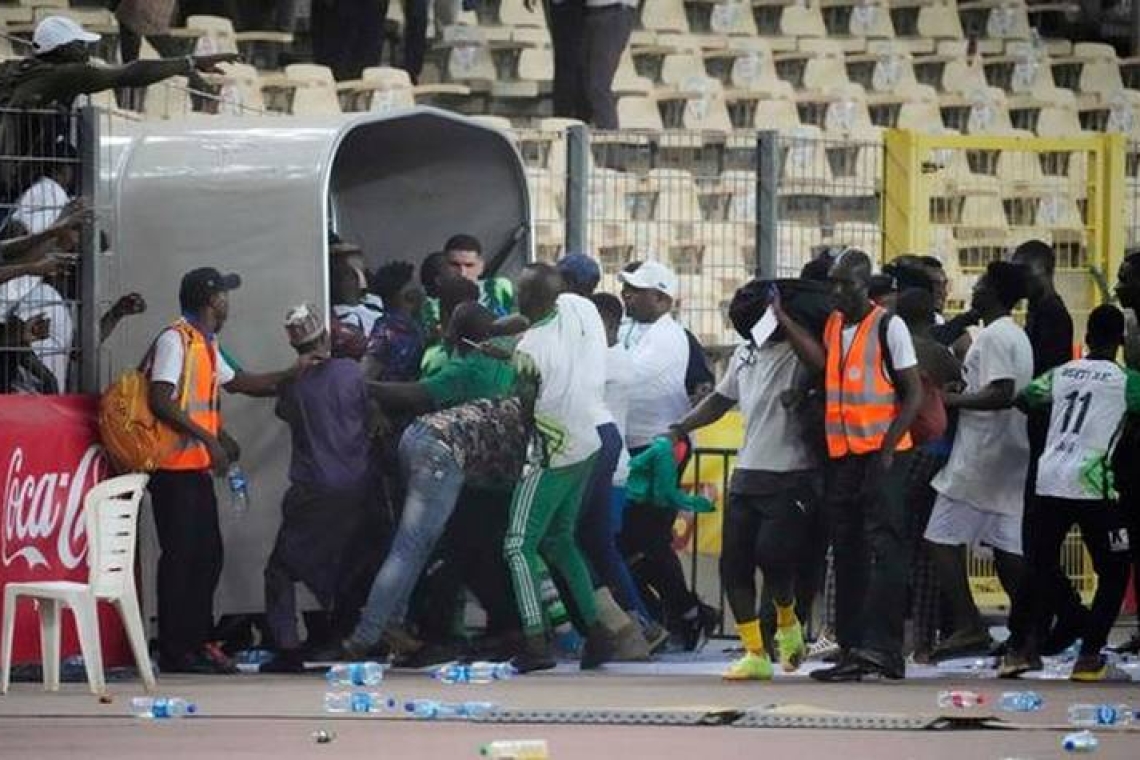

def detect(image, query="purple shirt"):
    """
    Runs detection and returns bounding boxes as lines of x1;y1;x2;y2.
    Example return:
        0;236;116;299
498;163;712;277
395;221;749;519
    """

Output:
275;358;371;491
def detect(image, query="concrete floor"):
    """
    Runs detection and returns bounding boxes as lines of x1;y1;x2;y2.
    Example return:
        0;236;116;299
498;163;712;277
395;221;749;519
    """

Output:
2;659;1139;760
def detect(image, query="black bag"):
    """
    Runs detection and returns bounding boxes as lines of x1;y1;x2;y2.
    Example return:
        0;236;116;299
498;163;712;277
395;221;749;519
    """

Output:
728;278;832;341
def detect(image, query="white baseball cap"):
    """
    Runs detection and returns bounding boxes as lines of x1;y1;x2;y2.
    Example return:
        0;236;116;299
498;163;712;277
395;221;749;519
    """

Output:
618;260;678;299
33;16;100;54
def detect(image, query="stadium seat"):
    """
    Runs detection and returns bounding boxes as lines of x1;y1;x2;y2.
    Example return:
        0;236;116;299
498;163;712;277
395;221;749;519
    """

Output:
174;14;293;63
780;125;836;196
822;0;895;52
777;221;825;276
589;169;638;267
438;24;497;92
915;0;965;44
1072;42;1125;104
527;167;564;261
846;42;920;94
800;38;851;91
941;43;988;94
959;0;1032;55
829;221;883;256
749;81;803;131
713;38;782;92
642;0;691;36
751;0;825;53
616;95;666;131
268;64;342;116
142;76;195;120
1034;90;1088;137
340;67;471;113
699;0;759;37
895;85;947;131
214;62;270;115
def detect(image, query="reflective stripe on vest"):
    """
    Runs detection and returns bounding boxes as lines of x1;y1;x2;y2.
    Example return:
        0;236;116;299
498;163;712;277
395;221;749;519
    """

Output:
158;319;221;471
823;306;913;459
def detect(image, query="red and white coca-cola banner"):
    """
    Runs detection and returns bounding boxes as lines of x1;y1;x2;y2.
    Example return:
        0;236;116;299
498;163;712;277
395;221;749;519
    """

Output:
0;395;130;666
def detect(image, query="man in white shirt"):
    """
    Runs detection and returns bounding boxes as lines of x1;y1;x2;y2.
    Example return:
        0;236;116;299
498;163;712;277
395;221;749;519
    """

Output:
503;263;617;673
925;261;1034;662
614;260;716;649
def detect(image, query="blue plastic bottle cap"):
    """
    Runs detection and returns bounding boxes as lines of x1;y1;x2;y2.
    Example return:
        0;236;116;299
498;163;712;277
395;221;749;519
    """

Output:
186;703;198;715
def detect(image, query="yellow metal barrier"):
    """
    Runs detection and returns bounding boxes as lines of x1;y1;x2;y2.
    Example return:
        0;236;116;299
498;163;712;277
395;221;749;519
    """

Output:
882;130;1126;333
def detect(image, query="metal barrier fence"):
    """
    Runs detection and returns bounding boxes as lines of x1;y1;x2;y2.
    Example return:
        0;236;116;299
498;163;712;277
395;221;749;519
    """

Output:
0;106;96;395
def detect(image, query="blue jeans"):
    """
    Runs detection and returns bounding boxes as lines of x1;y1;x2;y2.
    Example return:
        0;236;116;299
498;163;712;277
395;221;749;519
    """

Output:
578;423;651;619
350;424;464;647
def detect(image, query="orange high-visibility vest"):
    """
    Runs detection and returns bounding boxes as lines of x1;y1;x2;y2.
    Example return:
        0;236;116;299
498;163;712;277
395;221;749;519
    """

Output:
155;319;222;471
823;306;912;459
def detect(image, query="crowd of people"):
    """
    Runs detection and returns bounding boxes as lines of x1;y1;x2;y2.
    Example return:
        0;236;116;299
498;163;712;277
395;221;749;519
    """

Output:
138;224;1140;684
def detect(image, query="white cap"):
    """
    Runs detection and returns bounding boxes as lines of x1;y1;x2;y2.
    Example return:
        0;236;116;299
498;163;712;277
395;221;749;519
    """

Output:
33;16;100;54
618;260;678;299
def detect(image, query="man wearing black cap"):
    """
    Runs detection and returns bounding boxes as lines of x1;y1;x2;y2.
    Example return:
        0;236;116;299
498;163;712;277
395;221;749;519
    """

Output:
146;267;315;674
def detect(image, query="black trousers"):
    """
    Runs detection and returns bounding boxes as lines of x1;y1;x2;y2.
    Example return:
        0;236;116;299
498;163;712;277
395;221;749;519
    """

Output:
264;483;367;650
1026;497;1131;656
620;500;697;624
149;469;223;664
826;453;912;663
582;5;635;129
310;0;384;80
546;0;587;120
415;487;521;640
721;477;818;626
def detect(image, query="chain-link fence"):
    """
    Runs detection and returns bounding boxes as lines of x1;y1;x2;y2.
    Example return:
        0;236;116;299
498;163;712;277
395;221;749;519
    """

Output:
0;106;94;395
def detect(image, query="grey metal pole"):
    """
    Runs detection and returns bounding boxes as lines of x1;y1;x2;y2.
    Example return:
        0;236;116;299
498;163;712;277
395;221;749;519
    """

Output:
756;130;780;279
78;105;100;395
565;124;590;254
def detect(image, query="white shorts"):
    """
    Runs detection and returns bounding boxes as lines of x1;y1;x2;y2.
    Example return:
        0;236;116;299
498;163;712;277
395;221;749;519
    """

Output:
924;493;1023;556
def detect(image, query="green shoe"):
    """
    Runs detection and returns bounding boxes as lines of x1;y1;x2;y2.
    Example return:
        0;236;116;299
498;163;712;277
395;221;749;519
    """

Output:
722;651;774;681
775;623;807;673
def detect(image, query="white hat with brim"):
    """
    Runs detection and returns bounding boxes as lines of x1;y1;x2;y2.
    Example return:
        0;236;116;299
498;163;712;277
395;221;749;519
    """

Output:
33;16;101;54
618;260;679;300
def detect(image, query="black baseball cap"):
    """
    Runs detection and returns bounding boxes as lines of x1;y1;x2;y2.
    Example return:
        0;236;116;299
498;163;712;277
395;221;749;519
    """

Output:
179;267;241;310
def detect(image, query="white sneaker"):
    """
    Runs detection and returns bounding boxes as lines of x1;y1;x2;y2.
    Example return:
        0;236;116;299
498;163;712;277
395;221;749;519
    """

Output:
808;634;840;661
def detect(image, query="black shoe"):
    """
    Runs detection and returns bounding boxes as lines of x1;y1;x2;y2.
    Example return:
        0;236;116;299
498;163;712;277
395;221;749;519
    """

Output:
511;635;557;674
580;625;619;670
259;649;305;674
810;652;901;682
161;648;238;675
851;648;905;680
931;627;994;662
1041;623;1082;657
679;603;720;652
392;641;461;669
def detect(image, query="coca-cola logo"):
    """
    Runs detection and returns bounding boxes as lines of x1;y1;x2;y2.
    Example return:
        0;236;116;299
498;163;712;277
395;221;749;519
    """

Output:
2;445;107;572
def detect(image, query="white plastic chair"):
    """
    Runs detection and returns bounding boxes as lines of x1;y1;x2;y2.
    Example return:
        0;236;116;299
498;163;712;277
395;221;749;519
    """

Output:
1;474;154;695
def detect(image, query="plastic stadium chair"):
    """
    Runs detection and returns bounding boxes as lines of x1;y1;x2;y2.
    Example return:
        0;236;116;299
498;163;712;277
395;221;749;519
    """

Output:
642;0;691;35
801;38;851;91
1;474;154;696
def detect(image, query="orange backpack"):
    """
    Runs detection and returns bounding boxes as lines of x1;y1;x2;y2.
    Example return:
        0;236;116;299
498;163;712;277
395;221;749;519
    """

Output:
97;330;187;473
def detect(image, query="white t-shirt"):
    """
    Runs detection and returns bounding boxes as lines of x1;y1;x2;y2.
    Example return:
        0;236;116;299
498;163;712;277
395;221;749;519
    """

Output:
150;326;237;395
1027;359;1140;500
617;313;691;448
515;293;605;468
9;177;68;235
604;344;637;485
0;275;73;392
839;314;918;372
717;341;814;473
932;316;1033;516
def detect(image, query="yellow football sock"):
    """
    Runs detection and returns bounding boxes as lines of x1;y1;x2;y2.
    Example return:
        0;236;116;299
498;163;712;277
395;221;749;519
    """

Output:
775;603;798;629
737;620;764;655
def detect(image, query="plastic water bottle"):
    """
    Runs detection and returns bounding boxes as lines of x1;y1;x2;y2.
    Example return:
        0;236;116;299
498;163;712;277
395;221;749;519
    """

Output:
404;699;497;719
130;696;197;719
937;690;985;708
480;739;550;759
999;691;1044;712
435;661;516;685
227;463;249;514
326;661;384;687
1062;730;1099;753
322;691;394;714
1068;704;1135;727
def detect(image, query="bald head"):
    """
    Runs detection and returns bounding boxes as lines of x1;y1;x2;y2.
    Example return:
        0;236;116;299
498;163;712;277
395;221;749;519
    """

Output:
517;263;565;322
828;248;873;320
